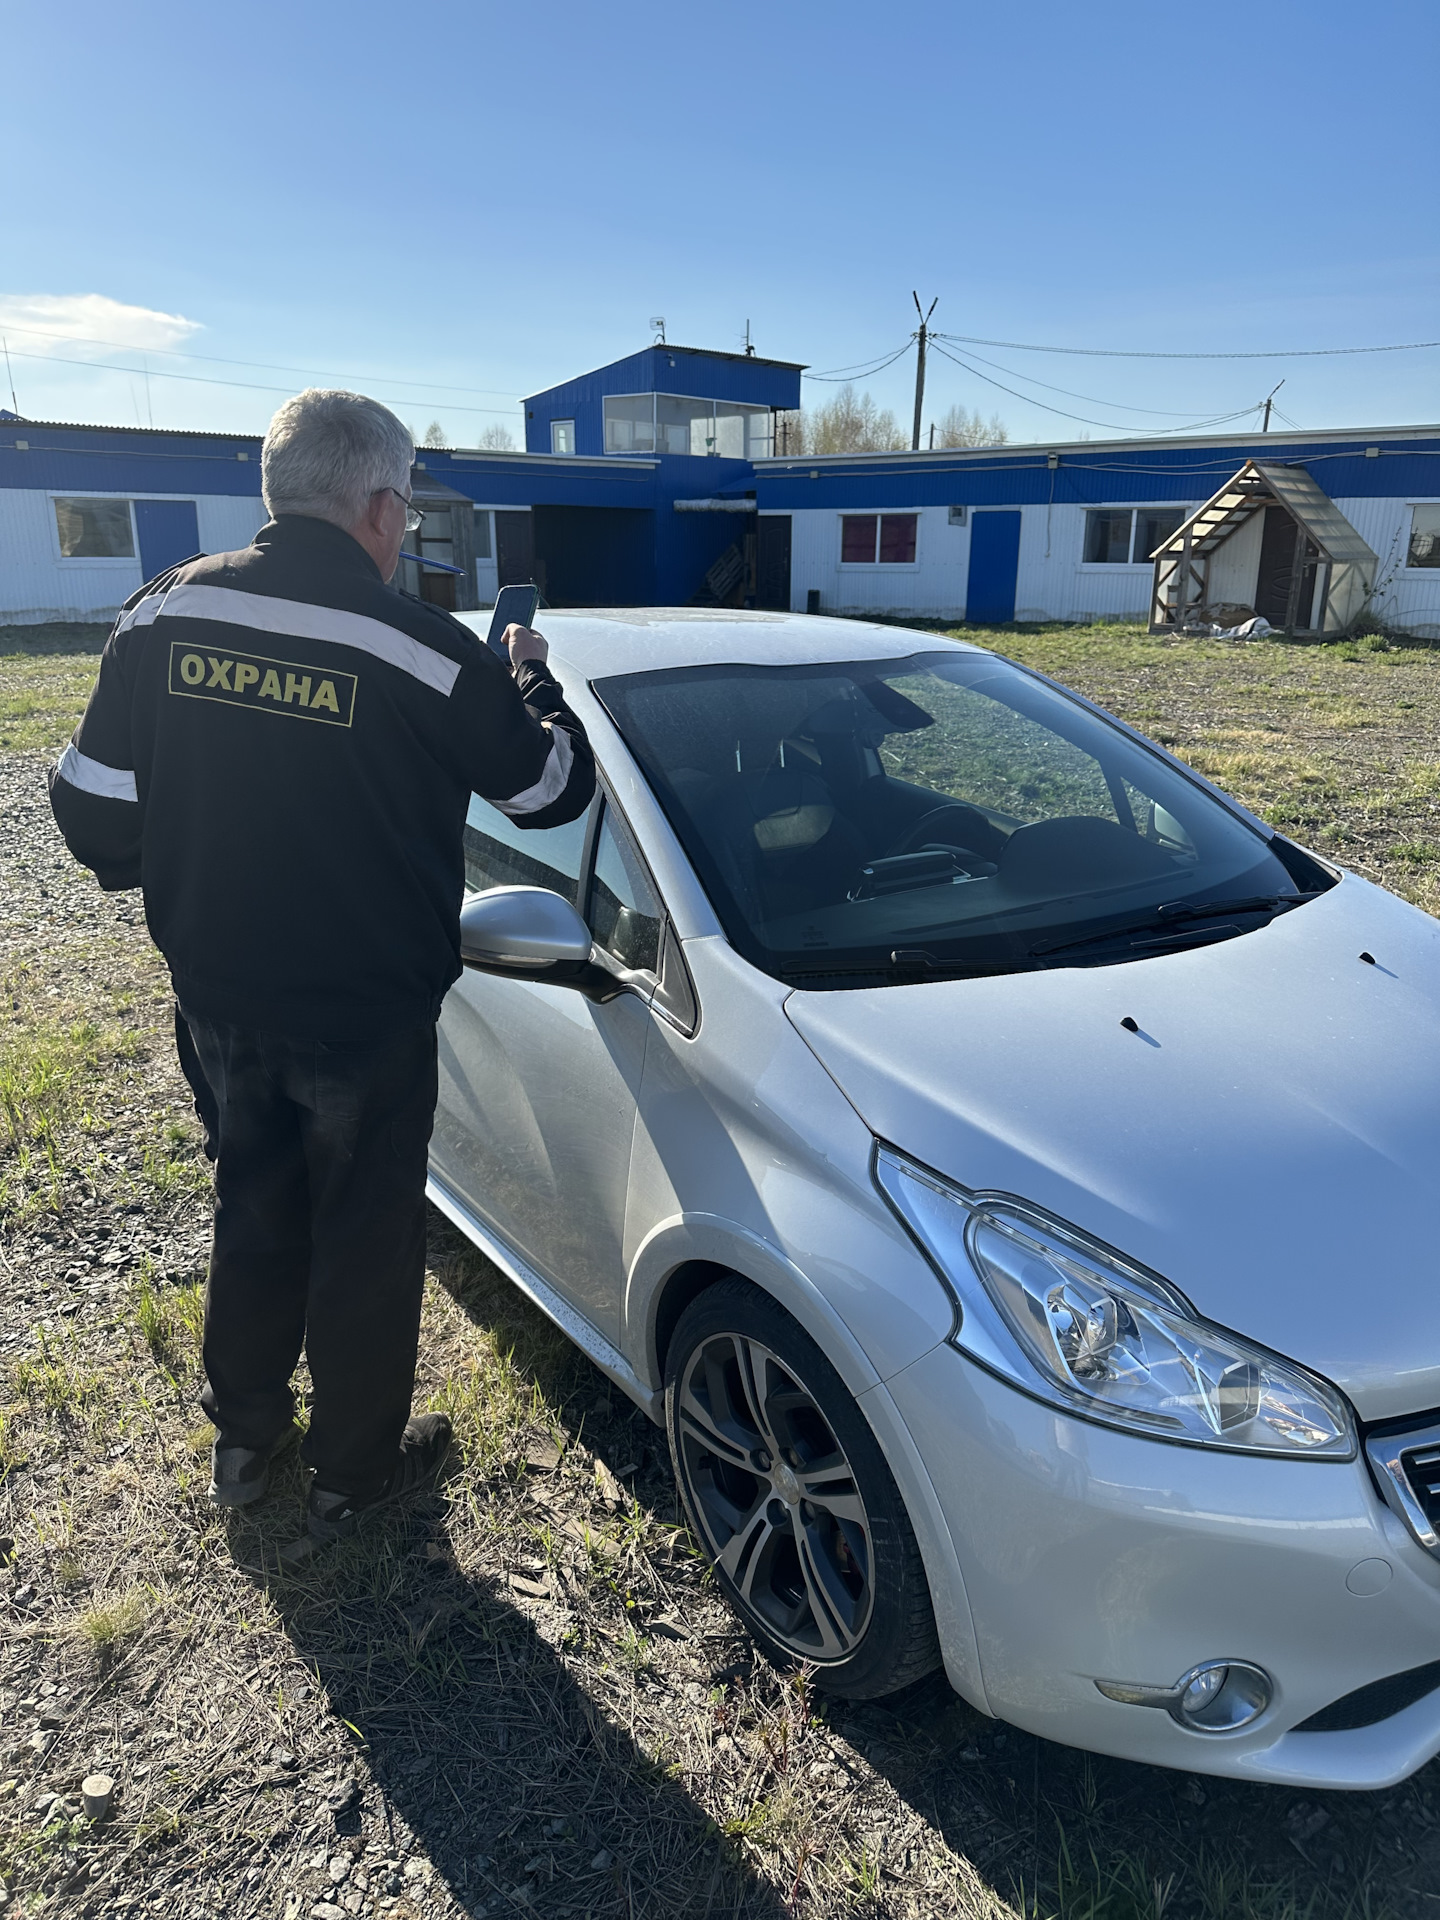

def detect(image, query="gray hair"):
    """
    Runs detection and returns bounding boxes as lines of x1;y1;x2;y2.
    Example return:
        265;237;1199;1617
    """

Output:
261;389;414;527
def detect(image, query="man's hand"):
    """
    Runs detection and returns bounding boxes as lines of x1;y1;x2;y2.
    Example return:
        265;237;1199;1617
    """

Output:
504;624;548;671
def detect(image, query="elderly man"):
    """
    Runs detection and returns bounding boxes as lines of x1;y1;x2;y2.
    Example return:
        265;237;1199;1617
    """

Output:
49;389;595;1540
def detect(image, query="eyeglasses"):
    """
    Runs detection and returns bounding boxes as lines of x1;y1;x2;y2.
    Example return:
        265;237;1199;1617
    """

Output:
385;487;425;533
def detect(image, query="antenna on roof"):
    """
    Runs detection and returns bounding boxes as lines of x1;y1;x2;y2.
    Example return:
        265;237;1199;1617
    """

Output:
2;336;19;415
744;319;755;357
650;316;667;345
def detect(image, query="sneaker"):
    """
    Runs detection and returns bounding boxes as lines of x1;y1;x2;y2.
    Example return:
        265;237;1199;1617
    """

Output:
307;1413;453;1542
209;1425;298;1508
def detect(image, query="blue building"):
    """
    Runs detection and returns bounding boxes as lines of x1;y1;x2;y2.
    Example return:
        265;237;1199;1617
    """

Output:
3;354;1439;637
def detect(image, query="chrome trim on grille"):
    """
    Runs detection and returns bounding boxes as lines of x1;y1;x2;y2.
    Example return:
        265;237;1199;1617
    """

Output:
1365;1419;1440;1557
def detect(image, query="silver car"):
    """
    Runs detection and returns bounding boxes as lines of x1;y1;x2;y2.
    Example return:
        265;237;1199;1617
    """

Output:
429;610;1440;1790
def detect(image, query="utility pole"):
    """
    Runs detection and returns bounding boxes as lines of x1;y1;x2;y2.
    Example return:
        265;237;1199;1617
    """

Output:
1261;379;1284;432
911;292;937;451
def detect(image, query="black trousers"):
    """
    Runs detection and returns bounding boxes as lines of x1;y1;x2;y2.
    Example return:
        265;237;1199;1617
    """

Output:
179;1009;439;1499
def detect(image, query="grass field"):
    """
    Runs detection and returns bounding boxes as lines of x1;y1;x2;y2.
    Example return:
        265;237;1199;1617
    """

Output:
3;619;1440;1919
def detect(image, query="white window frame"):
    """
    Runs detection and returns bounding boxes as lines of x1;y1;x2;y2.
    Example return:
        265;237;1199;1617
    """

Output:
836;509;922;570
550;419;576;455
1402;500;1440;572
1079;503;1191;569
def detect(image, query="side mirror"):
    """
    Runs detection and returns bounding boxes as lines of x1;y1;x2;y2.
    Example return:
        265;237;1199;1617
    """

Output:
459;886;593;968
459;886;626;1002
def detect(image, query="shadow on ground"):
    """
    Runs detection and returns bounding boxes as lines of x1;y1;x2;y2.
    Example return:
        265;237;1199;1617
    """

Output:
226;1489;790;1918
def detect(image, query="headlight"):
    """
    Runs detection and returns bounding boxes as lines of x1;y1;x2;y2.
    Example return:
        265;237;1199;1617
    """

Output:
875;1147;1354;1457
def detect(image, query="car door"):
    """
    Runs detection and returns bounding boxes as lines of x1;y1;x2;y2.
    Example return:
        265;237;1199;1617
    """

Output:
431;788;666;1343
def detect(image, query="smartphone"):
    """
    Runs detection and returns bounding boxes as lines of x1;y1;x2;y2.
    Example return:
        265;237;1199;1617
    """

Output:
485;583;540;658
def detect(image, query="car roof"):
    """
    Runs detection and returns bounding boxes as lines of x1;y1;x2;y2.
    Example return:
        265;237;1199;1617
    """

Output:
453;608;988;681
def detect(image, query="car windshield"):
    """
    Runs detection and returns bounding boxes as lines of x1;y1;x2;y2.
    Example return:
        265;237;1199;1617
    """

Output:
595;650;1318;987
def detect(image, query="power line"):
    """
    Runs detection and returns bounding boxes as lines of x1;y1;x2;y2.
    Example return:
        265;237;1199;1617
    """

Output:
803;340;916;382
935;331;1440;361
0;320;523;401
0;344;516;417
953;343;1247;418
928;340;1268;435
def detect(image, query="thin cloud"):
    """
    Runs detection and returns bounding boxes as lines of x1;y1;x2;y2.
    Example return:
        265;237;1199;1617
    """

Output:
0;292;202;355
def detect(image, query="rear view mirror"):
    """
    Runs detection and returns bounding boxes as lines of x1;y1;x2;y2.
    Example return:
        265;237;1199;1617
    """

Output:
459;886;593;968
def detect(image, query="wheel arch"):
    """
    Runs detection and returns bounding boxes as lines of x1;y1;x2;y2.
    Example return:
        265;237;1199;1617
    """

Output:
626;1213;885;1405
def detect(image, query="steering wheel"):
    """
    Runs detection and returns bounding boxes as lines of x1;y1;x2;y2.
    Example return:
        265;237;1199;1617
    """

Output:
881;804;994;861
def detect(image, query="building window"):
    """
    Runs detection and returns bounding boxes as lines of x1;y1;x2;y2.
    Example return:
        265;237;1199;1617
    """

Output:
1084;507;1186;564
841;513;918;565
603;392;773;459
604;395;657;454
1408;505;1440;567
550;419;575;455
54;497;134;558
473;508;492;560
657;394;715;456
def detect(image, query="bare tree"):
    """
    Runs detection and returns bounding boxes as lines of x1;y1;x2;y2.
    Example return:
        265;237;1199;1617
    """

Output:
478;422;517;450
422;420;449;449
936;403;1008;448
807;385;908;454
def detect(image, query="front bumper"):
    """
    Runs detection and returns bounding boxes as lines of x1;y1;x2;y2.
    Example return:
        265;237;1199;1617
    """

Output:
883;1341;1440;1789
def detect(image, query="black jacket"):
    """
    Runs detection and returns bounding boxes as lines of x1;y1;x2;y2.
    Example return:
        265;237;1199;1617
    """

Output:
48;515;595;1039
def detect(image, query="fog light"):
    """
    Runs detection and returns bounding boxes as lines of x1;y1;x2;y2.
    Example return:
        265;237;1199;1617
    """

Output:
1170;1661;1271;1733
1095;1660;1273;1733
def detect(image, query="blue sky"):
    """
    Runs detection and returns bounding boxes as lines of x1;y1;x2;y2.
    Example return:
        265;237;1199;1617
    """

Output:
3;0;1437;446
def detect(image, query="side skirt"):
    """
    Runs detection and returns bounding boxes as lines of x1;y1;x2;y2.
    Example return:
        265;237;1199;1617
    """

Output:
425;1171;663;1423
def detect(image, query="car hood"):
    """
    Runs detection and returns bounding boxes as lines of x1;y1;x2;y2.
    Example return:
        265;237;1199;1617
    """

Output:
785;875;1440;1423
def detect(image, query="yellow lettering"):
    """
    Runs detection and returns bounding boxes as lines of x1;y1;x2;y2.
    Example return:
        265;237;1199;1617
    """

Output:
283;673;312;707
258;669;282;700
207;656;233;690
180;652;205;686
310;679;340;714
233;662;259;693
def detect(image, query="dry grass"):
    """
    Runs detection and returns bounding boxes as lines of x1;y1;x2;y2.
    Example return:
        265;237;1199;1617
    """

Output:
4;633;1440;1917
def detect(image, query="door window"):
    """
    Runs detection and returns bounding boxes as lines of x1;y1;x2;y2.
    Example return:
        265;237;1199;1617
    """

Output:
588;803;663;975
463;792;589;902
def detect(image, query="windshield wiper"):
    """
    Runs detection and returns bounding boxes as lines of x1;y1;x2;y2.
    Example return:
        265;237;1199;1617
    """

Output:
1030;892;1317;961
781;949;1028;987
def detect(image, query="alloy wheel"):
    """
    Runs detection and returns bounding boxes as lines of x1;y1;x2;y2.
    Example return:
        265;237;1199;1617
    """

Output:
674;1331;875;1661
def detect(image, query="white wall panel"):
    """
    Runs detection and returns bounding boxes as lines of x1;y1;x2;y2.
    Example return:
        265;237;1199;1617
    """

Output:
194;494;267;554
0;488;141;623
1;486;265;625
1322;497;1440;636
787;505;970;618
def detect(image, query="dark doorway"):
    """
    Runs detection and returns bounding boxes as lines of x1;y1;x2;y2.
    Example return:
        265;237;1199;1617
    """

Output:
1255;505;1320;629
756;516;792;610
530;506;653;606
495;511;535;589
135;498;200;583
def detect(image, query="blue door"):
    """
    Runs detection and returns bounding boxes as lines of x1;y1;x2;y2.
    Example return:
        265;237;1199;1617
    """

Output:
965;510;1022;624
135;499;200;584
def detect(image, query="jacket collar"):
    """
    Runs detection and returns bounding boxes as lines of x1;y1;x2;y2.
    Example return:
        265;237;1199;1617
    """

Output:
253;514;385;584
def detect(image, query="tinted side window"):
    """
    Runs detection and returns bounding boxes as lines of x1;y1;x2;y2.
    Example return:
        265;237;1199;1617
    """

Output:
463;793;589;902
589;804;663;975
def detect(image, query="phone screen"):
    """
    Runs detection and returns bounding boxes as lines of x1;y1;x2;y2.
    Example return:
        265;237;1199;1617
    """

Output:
486;584;541;657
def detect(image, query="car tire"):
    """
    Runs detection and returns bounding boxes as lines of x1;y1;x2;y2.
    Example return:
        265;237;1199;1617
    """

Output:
664;1276;940;1700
